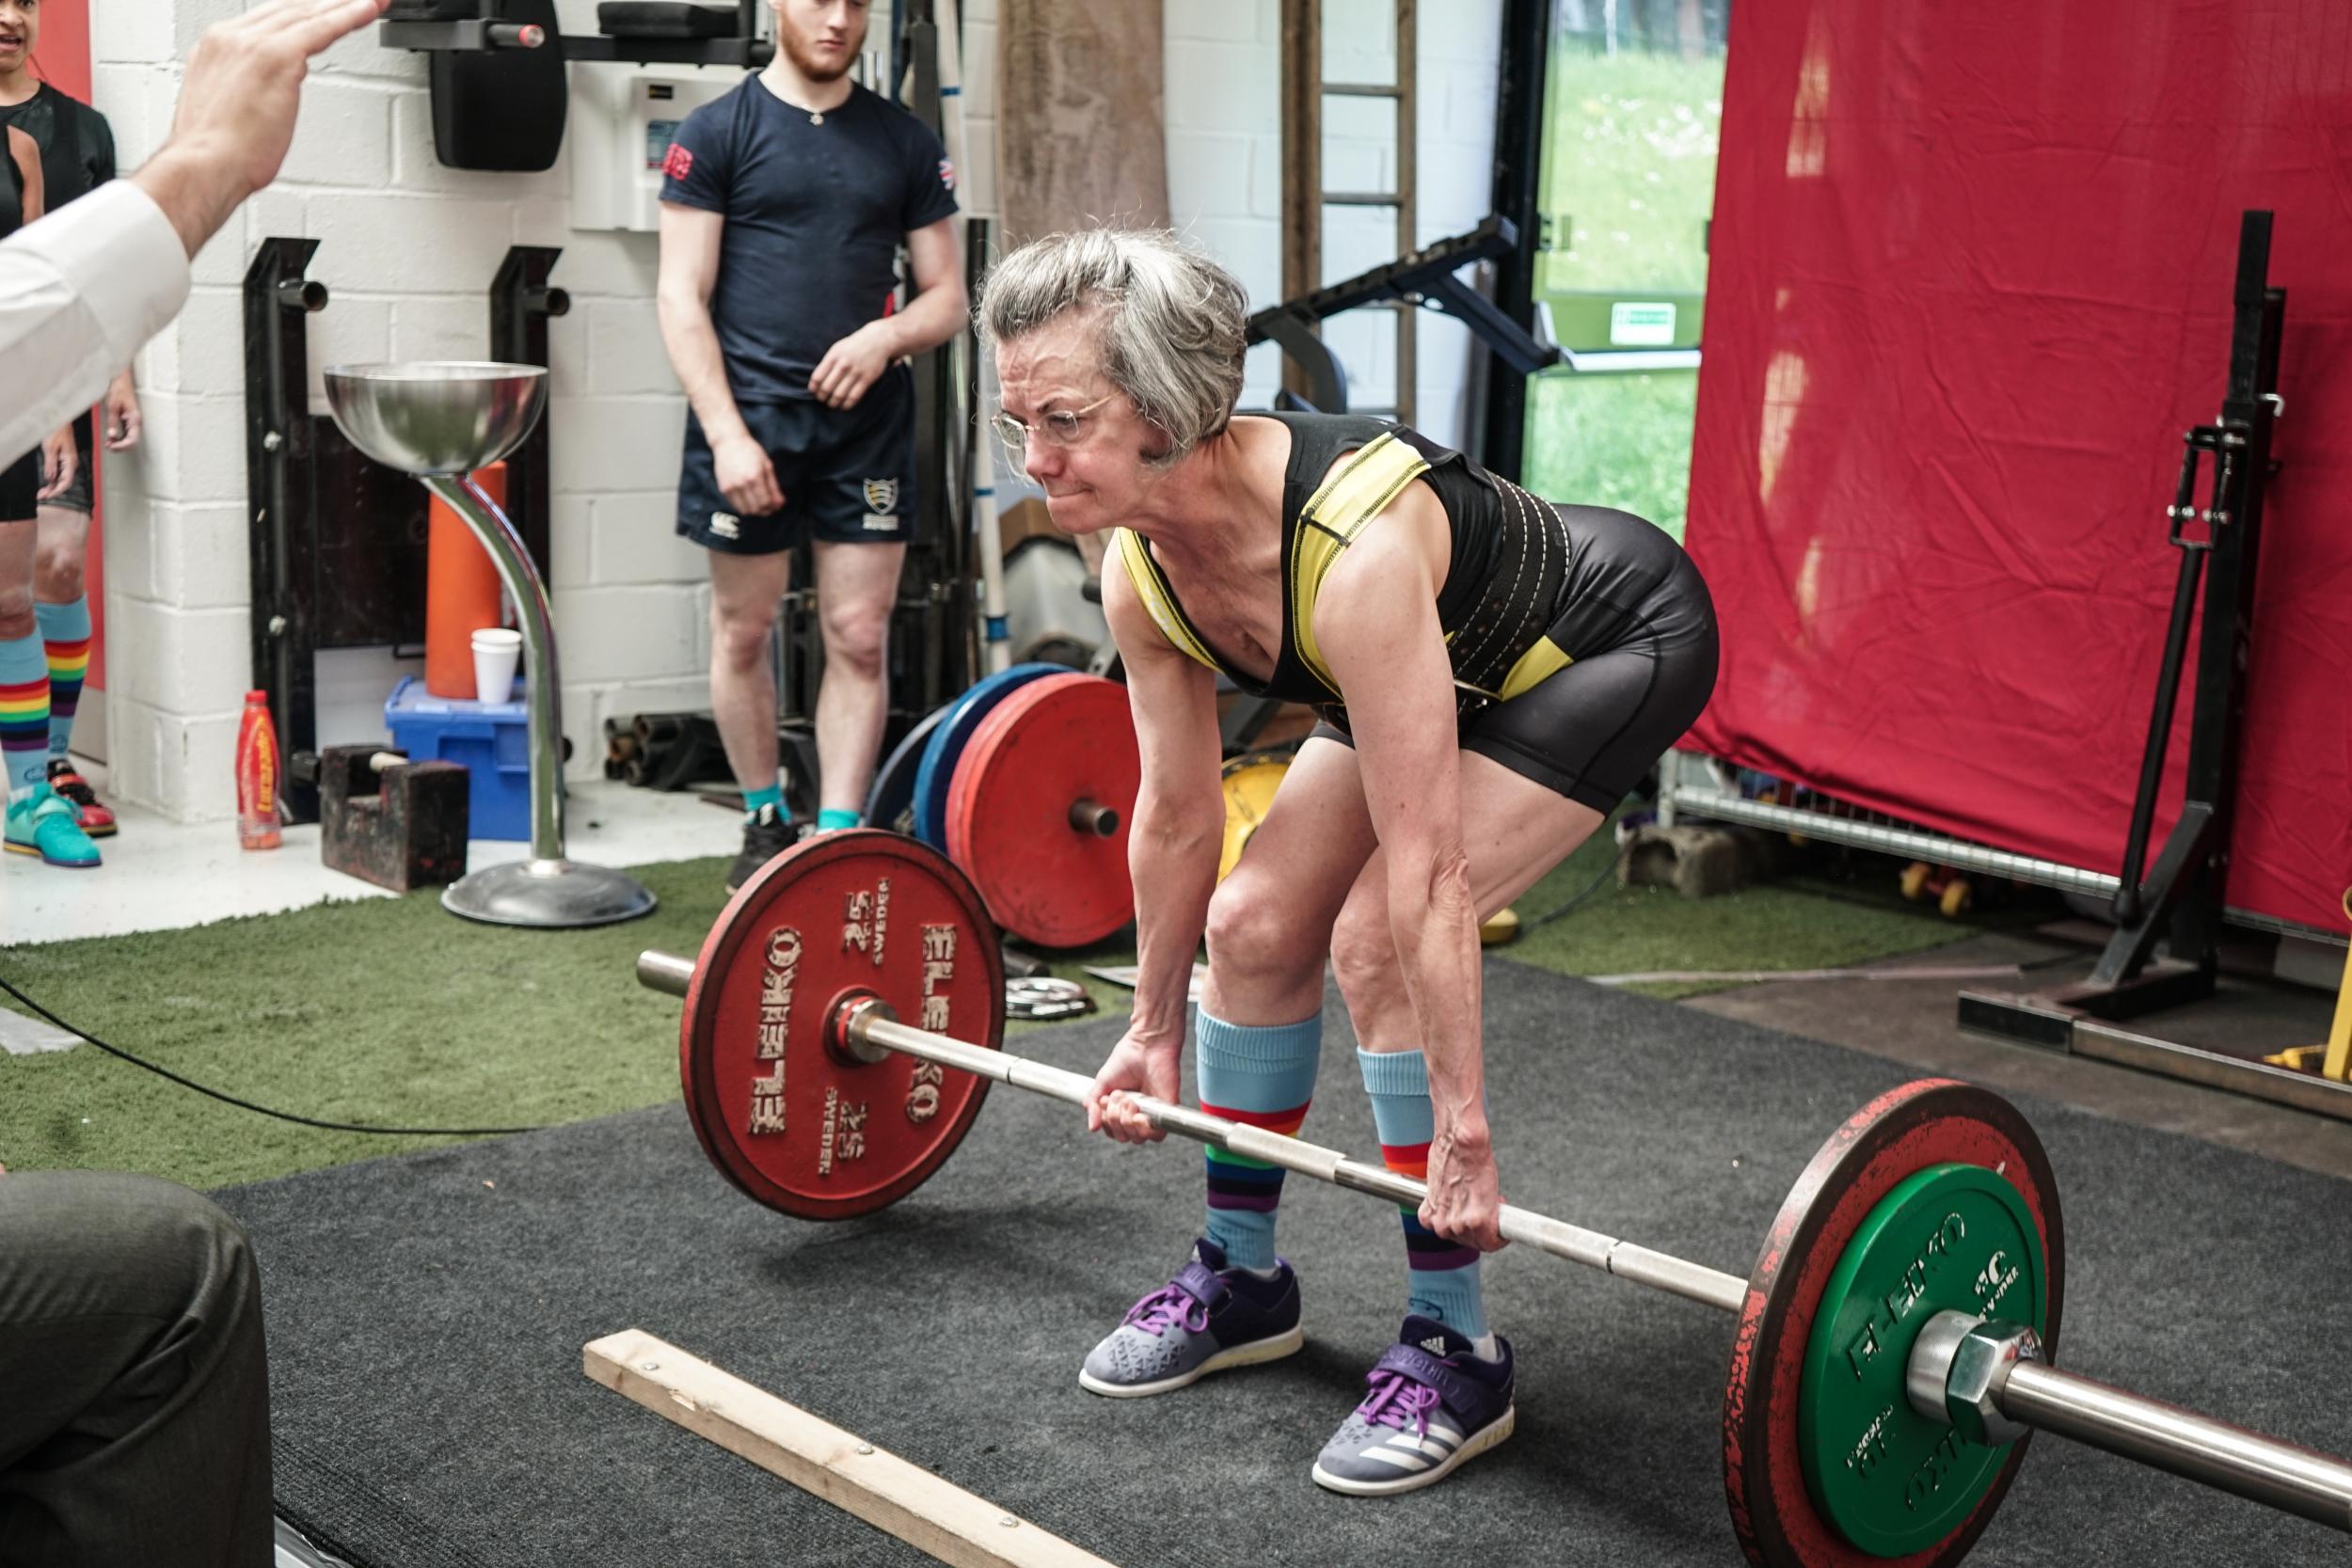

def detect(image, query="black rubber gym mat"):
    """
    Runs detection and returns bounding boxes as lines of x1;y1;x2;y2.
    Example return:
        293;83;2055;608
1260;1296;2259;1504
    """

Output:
214;961;2351;1567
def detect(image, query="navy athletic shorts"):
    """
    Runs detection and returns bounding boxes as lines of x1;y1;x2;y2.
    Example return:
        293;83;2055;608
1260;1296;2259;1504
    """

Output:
675;364;916;555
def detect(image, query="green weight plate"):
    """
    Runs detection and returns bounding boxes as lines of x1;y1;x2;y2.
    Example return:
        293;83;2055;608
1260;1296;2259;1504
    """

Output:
1798;1163;2047;1557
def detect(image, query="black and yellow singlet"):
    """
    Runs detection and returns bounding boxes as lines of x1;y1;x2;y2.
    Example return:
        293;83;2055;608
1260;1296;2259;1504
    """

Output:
1108;411;1720;811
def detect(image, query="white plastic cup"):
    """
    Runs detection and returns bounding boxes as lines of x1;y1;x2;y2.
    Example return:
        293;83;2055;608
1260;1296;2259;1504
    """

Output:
470;627;522;705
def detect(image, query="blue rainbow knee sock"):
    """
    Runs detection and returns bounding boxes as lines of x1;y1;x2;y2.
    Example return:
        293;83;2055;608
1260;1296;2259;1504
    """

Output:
1197;1009;1320;1272
1359;1046;1493;1347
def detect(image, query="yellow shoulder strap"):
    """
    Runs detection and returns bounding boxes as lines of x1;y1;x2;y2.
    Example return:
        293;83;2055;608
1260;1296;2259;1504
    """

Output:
1110;527;1222;674
1289;433;1432;695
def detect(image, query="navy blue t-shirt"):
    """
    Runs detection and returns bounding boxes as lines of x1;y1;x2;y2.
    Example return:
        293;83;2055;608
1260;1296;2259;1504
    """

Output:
660;78;959;404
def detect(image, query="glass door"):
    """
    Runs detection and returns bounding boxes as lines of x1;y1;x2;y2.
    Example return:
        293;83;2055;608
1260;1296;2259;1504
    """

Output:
1521;0;1729;541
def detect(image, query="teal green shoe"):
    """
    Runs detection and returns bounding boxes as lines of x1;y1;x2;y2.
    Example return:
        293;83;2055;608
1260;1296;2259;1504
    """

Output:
5;786;102;868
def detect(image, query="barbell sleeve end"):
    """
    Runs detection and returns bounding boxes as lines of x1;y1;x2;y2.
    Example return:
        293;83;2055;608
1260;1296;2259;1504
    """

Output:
636;949;695;999
1069;799;1120;837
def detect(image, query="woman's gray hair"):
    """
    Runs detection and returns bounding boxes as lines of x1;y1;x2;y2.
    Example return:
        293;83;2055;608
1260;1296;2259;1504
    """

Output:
979;229;1249;467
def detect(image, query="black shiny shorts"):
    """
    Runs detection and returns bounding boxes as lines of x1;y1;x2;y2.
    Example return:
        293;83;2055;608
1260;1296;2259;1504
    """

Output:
1315;513;1720;815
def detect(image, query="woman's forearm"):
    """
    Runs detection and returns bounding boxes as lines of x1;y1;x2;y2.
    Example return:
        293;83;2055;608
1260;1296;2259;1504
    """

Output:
1125;791;1221;1048
1389;847;1488;1136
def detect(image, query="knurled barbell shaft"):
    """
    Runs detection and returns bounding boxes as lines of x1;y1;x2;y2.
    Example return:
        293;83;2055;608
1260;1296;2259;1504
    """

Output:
840;998;1751;1312
633;951;1744;1311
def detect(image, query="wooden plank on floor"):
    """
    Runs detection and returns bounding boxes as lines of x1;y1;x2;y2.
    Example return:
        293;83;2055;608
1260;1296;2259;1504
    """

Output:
583;1329;1117;1568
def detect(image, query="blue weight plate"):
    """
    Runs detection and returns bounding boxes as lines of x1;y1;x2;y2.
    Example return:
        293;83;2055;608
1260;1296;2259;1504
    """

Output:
864;705;951;837
909;663;1067;848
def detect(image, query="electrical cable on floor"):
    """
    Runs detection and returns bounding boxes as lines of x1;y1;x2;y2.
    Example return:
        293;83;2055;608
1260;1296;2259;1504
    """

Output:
0;976;549;1137
1523;848;1626;931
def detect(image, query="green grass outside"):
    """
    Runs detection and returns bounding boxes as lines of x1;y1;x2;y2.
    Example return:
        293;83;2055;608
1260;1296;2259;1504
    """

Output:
0;826;2014;1191
1522;43;1726;537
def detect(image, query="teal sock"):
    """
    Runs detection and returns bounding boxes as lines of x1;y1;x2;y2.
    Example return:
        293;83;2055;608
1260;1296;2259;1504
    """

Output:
816;807;860;832
1197;1008;1320;1271
1;632;52;802
36;597;89;759
1359;1047;1492;1344
742;784;784;819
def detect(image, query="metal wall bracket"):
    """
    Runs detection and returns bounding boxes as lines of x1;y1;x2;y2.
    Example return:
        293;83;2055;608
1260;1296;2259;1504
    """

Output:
488;245;566;579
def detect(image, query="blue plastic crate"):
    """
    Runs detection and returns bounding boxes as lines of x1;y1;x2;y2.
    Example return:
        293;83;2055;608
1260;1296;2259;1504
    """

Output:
384;675;532;842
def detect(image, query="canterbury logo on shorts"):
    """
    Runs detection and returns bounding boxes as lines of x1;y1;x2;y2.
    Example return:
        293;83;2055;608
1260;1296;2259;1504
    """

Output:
709;512;739;539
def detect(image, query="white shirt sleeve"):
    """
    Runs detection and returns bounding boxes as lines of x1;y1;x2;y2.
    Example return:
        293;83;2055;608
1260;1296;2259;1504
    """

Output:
0;181;192;464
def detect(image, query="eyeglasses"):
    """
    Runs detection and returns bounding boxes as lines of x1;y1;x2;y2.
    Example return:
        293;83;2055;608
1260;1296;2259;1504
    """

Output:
989;392;1119;461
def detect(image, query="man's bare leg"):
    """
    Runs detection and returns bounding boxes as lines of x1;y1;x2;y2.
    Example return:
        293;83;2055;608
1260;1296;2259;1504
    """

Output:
809;539;905;820
706;547;794;801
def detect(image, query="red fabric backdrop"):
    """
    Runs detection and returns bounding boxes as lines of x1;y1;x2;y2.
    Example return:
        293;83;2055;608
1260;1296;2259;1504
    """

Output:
1684;0;2352;934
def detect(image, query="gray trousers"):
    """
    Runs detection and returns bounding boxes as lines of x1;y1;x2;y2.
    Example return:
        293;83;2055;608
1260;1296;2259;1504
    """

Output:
0;1171;274;1568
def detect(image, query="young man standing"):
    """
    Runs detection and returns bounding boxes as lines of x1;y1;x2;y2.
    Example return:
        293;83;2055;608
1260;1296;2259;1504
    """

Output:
657;0;964;893
0;0;137;847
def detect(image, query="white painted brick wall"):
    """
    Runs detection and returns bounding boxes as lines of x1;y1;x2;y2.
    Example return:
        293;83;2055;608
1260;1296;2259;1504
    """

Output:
92;0;1499;819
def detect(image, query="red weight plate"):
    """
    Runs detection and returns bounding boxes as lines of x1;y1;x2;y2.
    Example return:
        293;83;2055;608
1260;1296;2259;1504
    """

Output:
678;830;1006;1219
1724;1079;2065;1568
944;672;1140;948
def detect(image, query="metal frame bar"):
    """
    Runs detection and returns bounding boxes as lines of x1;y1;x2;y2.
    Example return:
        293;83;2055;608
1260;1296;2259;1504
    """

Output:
1661;752;2344;948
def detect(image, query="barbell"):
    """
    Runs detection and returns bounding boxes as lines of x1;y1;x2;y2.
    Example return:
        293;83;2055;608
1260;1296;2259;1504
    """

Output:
638;829;2352;1564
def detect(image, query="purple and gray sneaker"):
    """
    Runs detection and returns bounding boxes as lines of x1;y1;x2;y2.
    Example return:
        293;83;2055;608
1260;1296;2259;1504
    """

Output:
1078;1237;1304;1398
1310;1315;1516;1495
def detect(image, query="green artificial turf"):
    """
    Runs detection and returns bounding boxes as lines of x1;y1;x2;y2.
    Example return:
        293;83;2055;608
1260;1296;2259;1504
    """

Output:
0;823;2024;1190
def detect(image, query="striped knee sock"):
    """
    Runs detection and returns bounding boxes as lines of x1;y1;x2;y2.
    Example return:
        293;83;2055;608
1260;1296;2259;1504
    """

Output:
1198;1008;1320;1272
37;597;90;761
1359;1047;1493;1345
1;632;52;802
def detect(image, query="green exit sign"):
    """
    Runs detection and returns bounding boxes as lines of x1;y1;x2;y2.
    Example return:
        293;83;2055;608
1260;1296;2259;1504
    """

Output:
1609;302;1678;346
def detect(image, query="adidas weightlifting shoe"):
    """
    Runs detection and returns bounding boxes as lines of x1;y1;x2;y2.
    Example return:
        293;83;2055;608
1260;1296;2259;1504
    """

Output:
1311;1315;1516;1495
1079;1237;1304;1397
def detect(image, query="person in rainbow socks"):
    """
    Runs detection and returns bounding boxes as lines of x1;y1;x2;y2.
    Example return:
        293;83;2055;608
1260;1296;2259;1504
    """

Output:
0;0;138;847
981;230;1719;1494
1;113;96;871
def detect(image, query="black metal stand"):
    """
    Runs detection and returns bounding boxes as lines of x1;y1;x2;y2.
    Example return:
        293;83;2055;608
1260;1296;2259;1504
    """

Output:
488;246;567;579
248;243;571;825
1247;216;1562;417
1474;0;1550;479
1961;210;2286;1051
244;240;431;826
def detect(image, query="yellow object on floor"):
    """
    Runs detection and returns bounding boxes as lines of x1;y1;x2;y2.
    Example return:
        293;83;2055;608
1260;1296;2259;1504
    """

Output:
2264;888;2352;1082
1480;907;1521;946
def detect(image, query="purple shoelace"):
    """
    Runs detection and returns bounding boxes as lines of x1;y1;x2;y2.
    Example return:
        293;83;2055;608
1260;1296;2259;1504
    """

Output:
1356;1371;1442;1436
1123;1283;1209;1337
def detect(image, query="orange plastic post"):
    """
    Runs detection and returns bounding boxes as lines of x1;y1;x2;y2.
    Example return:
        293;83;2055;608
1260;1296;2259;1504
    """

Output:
424;461;508;698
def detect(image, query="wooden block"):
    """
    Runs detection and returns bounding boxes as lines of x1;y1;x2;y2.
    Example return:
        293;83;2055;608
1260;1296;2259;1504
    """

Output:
582;1329;1118;1568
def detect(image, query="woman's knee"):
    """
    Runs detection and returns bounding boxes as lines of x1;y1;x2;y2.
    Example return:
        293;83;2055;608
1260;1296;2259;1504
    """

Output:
1327;895;1404;1012
0;585;34;641
1204;872;1327;994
